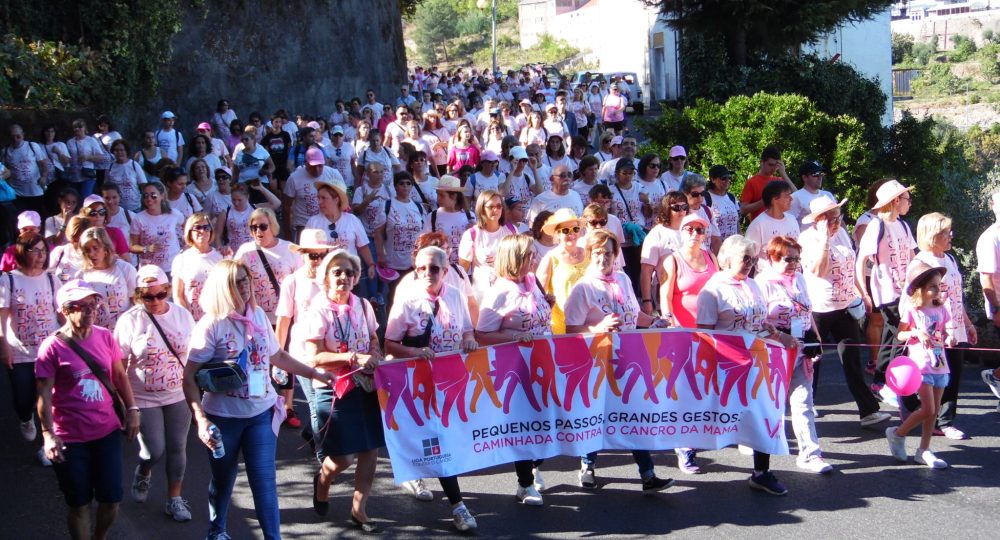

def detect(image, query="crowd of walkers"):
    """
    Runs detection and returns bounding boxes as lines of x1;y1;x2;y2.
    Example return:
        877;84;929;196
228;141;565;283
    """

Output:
2;63;1000;540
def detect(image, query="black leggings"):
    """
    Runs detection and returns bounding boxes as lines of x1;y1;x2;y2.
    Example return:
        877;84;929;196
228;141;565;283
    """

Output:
438;476;463;505
875;301;905;385
753;451;769;472
814;308;881;418
513;459;544;488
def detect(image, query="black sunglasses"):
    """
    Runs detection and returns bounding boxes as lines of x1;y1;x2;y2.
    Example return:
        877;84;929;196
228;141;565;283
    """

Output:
249;223;269;232
87;208;107;217
327;224;340;240
141;291;169;302
670;203;689;212
589;219;607;227
308;252;325;261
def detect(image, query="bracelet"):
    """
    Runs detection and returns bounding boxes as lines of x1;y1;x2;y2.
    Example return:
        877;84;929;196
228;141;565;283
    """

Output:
641;299;652;303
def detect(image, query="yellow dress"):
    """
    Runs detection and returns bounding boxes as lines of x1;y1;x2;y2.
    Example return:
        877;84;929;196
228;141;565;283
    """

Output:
547;252;589;334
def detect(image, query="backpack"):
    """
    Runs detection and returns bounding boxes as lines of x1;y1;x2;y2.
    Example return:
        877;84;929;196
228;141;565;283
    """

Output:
703;190;736;208
871;217;915;260
6;272;57;312
384;198;424;219
155;129;181;154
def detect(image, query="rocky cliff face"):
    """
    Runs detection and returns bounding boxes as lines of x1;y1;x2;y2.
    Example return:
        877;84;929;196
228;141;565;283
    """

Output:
122;0;407;134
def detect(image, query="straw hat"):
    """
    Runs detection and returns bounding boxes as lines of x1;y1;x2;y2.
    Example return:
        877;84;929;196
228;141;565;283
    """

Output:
802;197;848;225
436;175;465;193
314;178;350;211
291;229;336;252
871;180;914;210
542;208;584;236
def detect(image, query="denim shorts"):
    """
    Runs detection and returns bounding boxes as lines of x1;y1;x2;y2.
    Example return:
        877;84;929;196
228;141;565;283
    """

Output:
921;373;950;389
52;429;123;507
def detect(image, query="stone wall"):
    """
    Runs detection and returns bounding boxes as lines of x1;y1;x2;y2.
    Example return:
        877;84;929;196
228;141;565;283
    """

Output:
118;0;407;138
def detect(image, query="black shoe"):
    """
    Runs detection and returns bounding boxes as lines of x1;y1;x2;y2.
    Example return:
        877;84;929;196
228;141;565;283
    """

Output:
312;473;329;516
351;515;379;534
641;475;675;492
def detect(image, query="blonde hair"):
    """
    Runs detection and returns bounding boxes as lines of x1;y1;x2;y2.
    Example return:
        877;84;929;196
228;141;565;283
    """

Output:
494;234;535;280
79;227;117;270
183;212;214;247
199;260;255;319
916;212;952;251
249;207;280;237
474;189;505;229
718;235;756;270
585;229;618;254
582;202;607;221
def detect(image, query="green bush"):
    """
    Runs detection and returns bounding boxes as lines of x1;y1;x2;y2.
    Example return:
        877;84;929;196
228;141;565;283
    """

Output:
0;35;113;109
456;11;490;36
893;33;914;64
910;36;938;65
643;92;873;218
910;62;969;96
951;34;978;61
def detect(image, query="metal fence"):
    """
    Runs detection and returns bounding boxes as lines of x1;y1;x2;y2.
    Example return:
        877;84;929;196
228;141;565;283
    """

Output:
893;68;922;98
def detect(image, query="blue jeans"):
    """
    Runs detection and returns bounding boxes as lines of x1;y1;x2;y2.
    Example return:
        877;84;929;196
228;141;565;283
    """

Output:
582;450;654;478
73;177;96;198
206;409;280;540
296;375;324;463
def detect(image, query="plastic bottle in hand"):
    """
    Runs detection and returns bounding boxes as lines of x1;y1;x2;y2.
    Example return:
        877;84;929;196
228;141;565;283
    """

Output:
209;425;225;459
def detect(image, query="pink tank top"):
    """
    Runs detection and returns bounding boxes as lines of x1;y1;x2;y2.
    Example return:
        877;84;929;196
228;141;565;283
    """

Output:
670;249;717;328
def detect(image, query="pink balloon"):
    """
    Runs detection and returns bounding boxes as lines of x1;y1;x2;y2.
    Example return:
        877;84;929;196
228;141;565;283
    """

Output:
886;356;922;396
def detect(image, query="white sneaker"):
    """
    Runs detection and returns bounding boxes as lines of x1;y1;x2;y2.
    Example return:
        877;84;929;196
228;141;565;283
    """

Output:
131;465;151;503
578;463;597;489
165;497;192;522
400;478;433;501
532;467;545;492
737;444;754;456
452;504;478;531
796;456;833;474
515;484;544;506
878;386;899;408
915;449;948;469
940;426;967;440
19;419;36;442
37;447;52;467
982;369;1000;399
860;411;892;427
885;427;907;462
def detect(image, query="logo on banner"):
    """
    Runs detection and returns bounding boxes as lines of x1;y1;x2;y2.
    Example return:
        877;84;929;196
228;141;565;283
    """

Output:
423;437;441;457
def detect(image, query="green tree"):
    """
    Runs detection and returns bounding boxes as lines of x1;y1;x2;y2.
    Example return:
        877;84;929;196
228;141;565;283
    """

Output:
892;32;914;64
645;0;894;66
412;0;460;64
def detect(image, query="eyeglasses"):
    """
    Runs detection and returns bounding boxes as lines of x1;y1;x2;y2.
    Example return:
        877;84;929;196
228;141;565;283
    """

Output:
782;256;801;263
396;181;412;187
808;173;824;178
824;214;842;224
683;226;706;235
332;268;356;278
559;226;581;235
670;203;689;212
193;224;213;232
141;291;169;302
899;194;912;201
649;163;661;169
485;204;504;210
87;208;107;217
142;193;159;200
308;252;326;261
689;191;705;198
416;264;442;275
741;255;754;265
589;219;607;227
671;156;686;161
66;301;98;313
554;172;571;179
27;247;47;254
249;223;269;232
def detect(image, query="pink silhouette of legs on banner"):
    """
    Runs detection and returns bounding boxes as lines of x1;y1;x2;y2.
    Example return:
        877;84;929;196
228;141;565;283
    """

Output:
589;333;621;400
694;333;721;396
530;339;562;408
614;333;659;404
661;332;700;401
431;353;471;427
714;334;753;407
410;359;440;420
375;361;424;429
465;348;502;413
553;335;593;411
767;342;792;408
489;343;542;413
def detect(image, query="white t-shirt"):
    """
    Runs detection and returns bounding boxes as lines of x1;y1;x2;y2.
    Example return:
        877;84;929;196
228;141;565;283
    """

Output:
167;192;203;223
464;171;503;201
912;250;968;343
411;177;439;212
303;295;379;381
304;212;370;258
383;198;425;270
598;157;639;184
66;136;104;183
609;182;646;239
357;147;399;185
640;225;682;269
351;182;395;237
81;259;137;330
638;178;670;229
564;270;640;330
977;224;1000;320
171;248;224;321
0;271;61;364
527;190;584;225
695;273;768;333
186;182;218;211
789;189;835;229
385;284;473;353
745;212;801;273
222;205;253;250
106;160;146;211
707;191;740;240
3;141;47;196
458;225;516;301
185;154;222;179
115;303;196;408
284;166;344;228
396;264;475;303
507;171;535;204
276;269;325;360
234;239;303;323
423;209;474;265
186;306;280;418
327;143;355;187
155;128;185;162
476;276;552;336
799;226;858;313
755;270;813;336
234;146;272;184
204;191;232;220
131;210;185;273
49;244;84;282
857;218;915;307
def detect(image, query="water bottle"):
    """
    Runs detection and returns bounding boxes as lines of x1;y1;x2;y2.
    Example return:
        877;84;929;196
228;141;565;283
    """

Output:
273;367;289;386
208;425;225;459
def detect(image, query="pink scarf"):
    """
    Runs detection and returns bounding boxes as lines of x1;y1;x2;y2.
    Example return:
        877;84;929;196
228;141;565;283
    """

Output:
229;305;262;343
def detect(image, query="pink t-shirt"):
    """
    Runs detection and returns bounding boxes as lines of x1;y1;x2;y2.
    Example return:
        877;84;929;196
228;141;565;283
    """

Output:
669;250;718;328
385;284;473;353
900;303;950;375
857;218;915;307
476;276;552;336
447;144;480;172
564;270;640;330
602;94;626;123
35;327;124;443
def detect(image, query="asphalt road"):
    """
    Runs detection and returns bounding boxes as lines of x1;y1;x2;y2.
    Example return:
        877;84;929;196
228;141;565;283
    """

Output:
2;352;1000;540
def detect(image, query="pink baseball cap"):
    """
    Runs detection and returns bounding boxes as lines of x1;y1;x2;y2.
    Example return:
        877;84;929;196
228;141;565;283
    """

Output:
17;211;41;230
197;122;212;132
680;213;709;229
136;265;169;288
56;279;102;307
669;145;687;158
82;194;105;207
481;150;500;162
307;121;321;130
305;147;325;166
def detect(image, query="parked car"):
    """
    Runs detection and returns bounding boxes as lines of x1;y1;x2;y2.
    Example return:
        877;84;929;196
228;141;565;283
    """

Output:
606;71;644;115
571;71;605;88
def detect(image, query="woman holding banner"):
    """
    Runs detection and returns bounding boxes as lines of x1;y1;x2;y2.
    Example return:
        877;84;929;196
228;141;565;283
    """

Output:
303;249;384;532
563;230;673;492
695;235;799;496
385;245;479;532
476;234;551;506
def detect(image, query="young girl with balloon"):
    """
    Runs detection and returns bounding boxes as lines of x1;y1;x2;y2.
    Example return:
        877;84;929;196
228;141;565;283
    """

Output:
884;262;952;469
